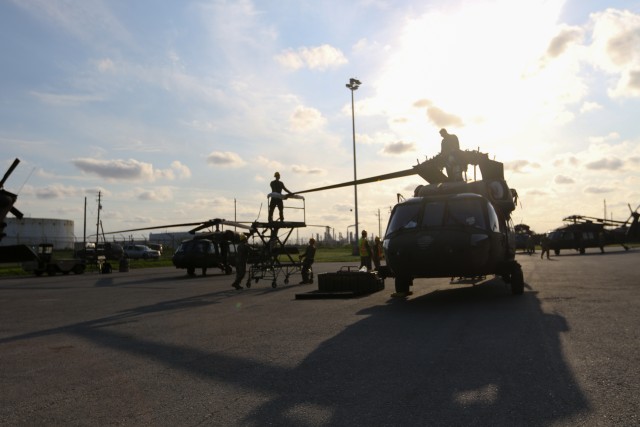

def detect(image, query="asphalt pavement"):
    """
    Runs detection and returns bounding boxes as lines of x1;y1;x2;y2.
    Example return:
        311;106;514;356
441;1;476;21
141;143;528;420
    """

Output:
1;247;638;426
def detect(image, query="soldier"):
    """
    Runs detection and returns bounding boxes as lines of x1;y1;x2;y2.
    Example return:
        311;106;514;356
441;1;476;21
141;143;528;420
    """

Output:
359;230;372;271
371;236;383;271
540;234;551;260
268;172;292;222
299;238;316;284
231;234;249;289
439;128;463;181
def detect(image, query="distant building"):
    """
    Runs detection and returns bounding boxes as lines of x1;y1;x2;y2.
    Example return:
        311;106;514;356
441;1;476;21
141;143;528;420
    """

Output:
2;217;75;249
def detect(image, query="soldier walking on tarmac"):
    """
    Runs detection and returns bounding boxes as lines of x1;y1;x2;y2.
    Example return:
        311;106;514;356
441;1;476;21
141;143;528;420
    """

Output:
231;234;249;289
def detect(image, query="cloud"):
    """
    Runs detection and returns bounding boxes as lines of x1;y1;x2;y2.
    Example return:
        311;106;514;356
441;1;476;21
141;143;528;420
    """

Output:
585;186;613;194
206;151;246;168
505;160;541;173
73;158;155;180
413;99;432;108
289;106;326;131
169;161;191;179
425;106;464;128
381;141;416;155
580;101;603;113
546;25;583;58
588;9;640;97
137;187;173;201
72;158;189;181
35;184;83;199
553;156;580;167
585;157;624;171
275;44;347;71
554;175;575;184
291;164;325;175
256;156;283;171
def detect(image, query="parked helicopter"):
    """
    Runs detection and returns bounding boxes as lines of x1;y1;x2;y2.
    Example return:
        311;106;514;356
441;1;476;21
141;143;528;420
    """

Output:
0;158;24;243
104;212;311;286
546;206;639;255
103;219;248;276
296;148;524;296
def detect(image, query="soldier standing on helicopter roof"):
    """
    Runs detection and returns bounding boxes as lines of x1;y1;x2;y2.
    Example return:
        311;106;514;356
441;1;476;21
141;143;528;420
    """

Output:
439;128;463;182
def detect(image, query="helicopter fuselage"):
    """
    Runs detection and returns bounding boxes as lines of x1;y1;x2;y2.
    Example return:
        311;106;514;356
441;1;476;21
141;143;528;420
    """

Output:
383;192;516;281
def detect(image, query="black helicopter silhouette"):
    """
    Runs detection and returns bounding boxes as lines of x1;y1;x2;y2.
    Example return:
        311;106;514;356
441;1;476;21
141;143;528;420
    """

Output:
0;158;24;243
296;148;524;297
103;219;249;276
546;206;639;255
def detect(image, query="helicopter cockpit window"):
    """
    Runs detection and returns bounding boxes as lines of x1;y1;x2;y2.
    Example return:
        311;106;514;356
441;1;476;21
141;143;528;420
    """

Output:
421;202;445;228
386;203;421;236
445;198;488;230
486;202;500;232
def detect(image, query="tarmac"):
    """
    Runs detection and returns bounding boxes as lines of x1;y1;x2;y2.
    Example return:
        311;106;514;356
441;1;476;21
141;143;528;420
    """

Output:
1;247;639;426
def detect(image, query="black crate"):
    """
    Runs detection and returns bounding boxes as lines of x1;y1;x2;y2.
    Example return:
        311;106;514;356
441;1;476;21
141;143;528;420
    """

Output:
318;267;384;294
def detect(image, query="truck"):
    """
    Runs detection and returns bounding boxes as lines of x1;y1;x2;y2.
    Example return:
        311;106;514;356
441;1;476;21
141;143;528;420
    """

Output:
17;243;86;276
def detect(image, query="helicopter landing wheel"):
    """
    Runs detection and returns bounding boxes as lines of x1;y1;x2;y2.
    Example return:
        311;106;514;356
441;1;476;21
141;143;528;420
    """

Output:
510;265;524;295
272;280;277;288
284;276;289;285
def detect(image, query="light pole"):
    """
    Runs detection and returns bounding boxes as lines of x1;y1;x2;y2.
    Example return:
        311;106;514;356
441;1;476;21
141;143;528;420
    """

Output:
346;78;361;255
347;224;356;245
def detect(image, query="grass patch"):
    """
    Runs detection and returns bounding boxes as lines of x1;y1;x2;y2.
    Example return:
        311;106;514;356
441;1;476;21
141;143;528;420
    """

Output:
0;245;359;277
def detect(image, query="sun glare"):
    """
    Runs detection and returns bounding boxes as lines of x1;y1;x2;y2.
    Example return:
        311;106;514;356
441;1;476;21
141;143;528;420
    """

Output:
372;0;572;157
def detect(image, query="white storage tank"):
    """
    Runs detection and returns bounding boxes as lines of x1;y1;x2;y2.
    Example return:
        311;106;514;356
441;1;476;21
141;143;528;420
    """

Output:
2;217;76;249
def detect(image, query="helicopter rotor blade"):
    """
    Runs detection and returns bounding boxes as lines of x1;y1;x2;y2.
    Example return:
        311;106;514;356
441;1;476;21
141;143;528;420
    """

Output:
102;222;205;235
0;158;20;188
295;168;418;195
9;206;23;219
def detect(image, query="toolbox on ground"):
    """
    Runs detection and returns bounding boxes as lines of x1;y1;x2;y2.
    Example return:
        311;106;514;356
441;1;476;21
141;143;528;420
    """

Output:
317;266;384;294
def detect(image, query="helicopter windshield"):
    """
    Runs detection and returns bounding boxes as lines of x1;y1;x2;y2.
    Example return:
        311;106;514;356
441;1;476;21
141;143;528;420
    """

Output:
386;202;421;236
445;198;488;229
386;196;493;237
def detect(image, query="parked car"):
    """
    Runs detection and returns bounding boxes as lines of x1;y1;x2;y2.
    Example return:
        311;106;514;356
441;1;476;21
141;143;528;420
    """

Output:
74;242;123;261
123;244;161;260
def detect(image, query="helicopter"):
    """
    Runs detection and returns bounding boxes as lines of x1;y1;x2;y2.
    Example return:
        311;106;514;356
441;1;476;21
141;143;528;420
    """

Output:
103;208;310;286
296;148;525;297
103;218;248;276
546;207;639;255
0;158;24;243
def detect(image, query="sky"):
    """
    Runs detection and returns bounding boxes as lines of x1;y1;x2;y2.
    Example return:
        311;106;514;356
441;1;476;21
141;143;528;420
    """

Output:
2;0;640;243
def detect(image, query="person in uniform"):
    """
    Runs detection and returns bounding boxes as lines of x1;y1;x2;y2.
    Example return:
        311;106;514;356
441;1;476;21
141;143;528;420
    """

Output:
371;236;383;271
268;172;293;222
359;230;372;271
540;234;551;260
439;128;463;181
299;238;316;284
231;234;249;289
